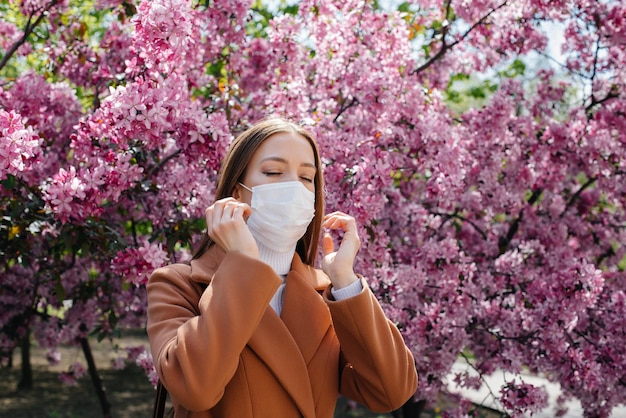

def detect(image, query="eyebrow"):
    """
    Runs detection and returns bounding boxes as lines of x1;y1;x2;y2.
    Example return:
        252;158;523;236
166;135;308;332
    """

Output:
260;156;316;169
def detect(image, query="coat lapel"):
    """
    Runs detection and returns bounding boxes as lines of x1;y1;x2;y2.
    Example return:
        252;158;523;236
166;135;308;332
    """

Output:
281;257;333;364
248;309;316;417
248;255;332;418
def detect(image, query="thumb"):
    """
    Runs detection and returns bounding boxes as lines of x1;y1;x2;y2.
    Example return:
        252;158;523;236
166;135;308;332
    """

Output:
241;203;253;221
322;232;334;256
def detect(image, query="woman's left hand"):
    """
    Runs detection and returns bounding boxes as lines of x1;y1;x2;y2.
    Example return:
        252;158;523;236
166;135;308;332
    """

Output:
322;211;361;289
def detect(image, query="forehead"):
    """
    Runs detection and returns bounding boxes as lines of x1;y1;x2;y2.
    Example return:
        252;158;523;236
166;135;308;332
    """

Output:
252;132;315;163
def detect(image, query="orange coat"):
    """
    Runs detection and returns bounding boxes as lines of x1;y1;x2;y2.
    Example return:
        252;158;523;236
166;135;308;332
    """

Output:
147;247;418;418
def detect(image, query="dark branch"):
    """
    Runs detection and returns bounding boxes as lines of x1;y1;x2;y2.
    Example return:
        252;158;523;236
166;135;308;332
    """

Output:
333;95;359;126
585;87;620;115
431;209;488;241
146;148;183;178
411;0;510;76
560;176;597;218
584;22;621;115
0;1;60;72
498;188;542;255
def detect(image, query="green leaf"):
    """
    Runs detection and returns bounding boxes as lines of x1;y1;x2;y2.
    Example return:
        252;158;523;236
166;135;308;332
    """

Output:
1;174;17;190
54;280;67;302
397;2;412;13
500;59;526;78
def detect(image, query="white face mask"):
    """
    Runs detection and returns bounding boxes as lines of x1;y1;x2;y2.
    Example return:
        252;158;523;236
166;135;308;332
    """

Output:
239;181;316;253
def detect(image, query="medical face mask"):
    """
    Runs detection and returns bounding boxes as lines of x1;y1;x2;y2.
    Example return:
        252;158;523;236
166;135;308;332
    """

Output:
239;181;316;253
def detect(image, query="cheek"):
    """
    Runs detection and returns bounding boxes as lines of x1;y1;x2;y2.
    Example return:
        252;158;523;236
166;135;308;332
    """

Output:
305;182;315;193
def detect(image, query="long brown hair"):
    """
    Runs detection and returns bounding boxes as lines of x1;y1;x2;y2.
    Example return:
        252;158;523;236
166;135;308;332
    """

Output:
191;118;325;266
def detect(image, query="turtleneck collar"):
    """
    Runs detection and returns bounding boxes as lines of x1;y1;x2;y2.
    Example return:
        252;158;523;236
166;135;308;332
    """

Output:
256;239;296;276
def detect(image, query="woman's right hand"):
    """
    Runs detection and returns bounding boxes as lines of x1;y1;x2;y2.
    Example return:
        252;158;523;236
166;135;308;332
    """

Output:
205;197;258;259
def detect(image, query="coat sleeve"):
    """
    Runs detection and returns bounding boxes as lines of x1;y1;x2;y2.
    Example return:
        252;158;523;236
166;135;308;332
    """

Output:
146;251;282;412
324;277;418;412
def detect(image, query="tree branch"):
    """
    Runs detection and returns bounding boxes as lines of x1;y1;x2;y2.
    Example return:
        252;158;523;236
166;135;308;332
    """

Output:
333;95;359;126
146;148;183;178
498;188;542;255
560;176;596;218
431;209;488;241
411;0;510;76
583;20;620;116
0;0;60;72
585;87;620;116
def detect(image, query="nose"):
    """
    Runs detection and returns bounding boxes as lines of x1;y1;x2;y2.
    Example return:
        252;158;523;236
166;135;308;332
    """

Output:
284;170;299;182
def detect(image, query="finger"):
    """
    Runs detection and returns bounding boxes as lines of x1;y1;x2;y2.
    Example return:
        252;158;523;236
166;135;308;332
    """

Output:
217;198;242;219
240;203;253;220
205;205;215;236
324;218;360;255
232;204;244;221
323;213;357;234
211;200;225;221
323;211;346;221
206;205;225;245
232;202;253;222
211;200;237;236
322;232;334;256
322;213;343;229
222;201;237;220
205;205;214;223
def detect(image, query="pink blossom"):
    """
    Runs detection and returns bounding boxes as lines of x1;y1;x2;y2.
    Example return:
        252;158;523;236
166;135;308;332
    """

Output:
63;362;87;381
500;380;549;417
136;349;159;387
95;0;126;9
46;349;62;366
112;241;168;286
59;372;77;386
112;356;126;370
0;109;42;178
42;167;87;221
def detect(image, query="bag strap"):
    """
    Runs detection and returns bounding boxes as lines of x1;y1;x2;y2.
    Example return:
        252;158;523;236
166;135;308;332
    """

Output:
152;380;168;418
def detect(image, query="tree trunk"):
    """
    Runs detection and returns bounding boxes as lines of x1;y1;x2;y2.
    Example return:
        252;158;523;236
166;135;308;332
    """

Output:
17;330;32;390
80;337;112;418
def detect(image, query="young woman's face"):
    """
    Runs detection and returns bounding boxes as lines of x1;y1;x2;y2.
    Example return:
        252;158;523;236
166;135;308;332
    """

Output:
236;131;317;205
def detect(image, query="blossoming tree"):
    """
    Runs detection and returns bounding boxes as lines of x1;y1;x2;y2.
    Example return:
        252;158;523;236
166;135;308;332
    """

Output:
1;0;625;416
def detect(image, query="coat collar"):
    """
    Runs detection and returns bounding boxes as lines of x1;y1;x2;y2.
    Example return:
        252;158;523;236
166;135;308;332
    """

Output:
189;245;331;291
189;245;226;284
287;250;332;291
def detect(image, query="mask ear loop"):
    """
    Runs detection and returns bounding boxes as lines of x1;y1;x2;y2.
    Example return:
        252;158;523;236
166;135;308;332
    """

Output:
238;182;253;192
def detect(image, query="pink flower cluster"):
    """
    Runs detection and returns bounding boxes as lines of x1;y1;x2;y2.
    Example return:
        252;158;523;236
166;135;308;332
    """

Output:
0;109;41;179
112;240;168;286
16;0;67;16
59;362;87;386
41;167;86;219
0;20;31;56
500;380;549;417
135;348;159;387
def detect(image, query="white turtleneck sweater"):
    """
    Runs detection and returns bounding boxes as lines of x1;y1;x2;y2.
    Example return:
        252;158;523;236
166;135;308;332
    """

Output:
256;240;362;316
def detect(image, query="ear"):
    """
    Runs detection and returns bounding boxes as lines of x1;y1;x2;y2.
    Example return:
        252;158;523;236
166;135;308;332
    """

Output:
231;184;242;201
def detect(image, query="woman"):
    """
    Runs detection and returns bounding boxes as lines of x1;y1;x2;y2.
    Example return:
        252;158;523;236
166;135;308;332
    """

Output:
147;118;418;418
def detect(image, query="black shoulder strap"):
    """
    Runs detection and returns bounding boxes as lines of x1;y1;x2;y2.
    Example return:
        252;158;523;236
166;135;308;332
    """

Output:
152;380;168;418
